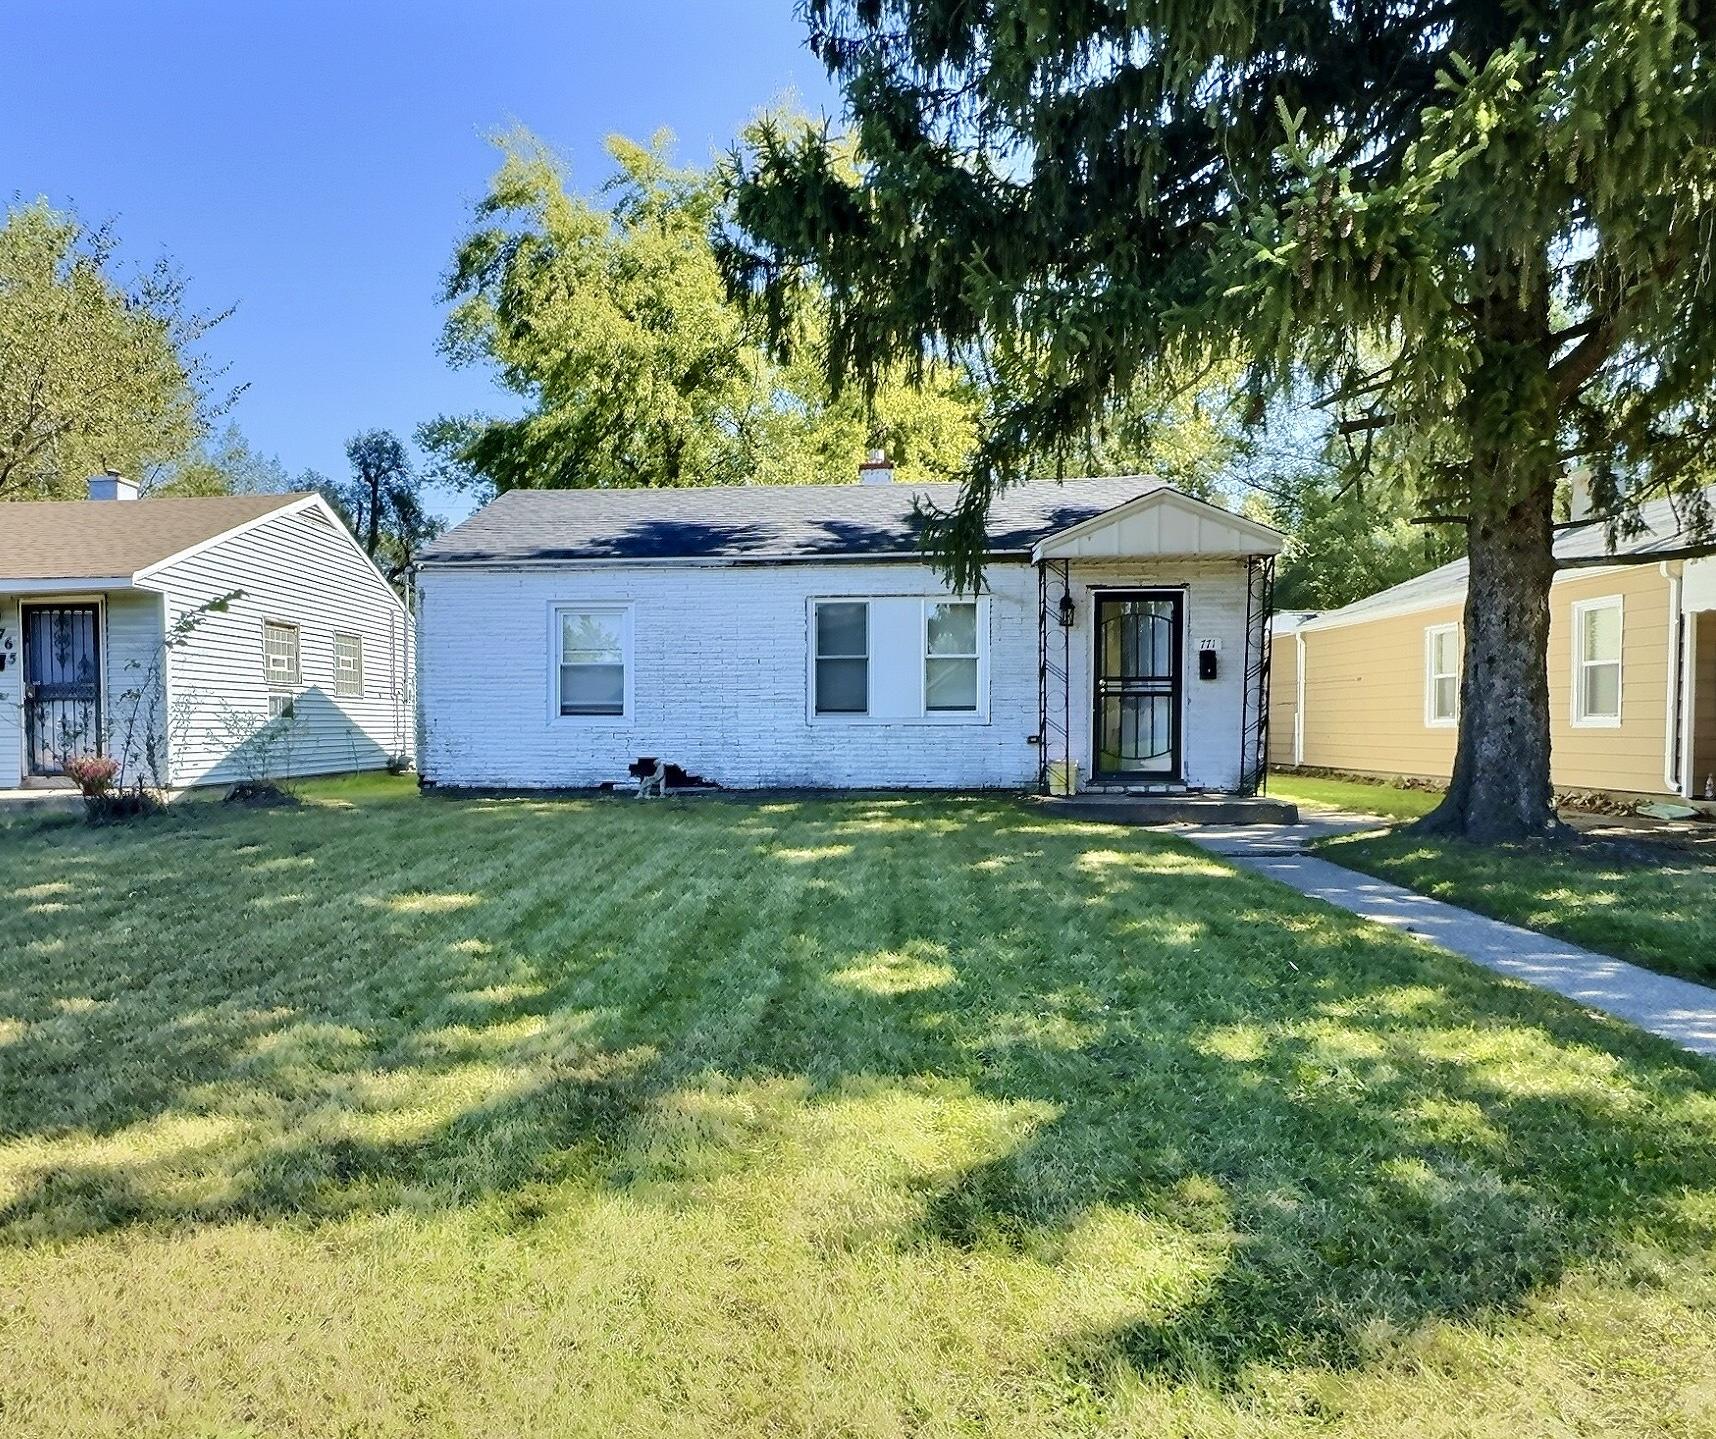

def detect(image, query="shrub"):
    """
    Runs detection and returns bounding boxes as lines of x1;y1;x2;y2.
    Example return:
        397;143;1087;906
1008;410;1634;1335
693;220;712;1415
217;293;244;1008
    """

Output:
223;781;298;809
61;755;161;822
62;754;120;797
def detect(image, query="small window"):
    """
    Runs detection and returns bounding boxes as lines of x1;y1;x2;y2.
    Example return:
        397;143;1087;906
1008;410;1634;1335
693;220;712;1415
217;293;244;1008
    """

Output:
815;601;869;714
333;633;364;698
556;606;629;717
268;693;295;722
263;621;300;687
1573;596;1623;726
1425;624;1459;726
924;600;979;712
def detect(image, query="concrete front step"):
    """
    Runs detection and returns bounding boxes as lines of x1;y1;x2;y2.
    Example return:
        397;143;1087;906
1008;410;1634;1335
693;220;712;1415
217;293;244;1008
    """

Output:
1037;793;1299;826
0;788;85;820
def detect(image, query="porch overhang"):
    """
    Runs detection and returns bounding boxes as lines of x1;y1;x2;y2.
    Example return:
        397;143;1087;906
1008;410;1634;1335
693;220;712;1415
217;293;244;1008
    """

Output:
1030;489;1283;565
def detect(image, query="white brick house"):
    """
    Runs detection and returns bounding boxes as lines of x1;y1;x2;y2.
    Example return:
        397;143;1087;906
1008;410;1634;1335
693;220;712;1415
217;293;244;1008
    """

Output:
414;470;1282;794
1;477;412;790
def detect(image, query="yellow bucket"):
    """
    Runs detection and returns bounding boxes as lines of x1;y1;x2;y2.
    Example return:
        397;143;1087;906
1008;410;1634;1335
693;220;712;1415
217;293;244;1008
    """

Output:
1047;760;1080;796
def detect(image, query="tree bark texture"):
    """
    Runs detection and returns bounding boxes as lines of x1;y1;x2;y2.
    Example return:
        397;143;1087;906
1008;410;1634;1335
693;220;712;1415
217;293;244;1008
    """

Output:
1415;472;1563;842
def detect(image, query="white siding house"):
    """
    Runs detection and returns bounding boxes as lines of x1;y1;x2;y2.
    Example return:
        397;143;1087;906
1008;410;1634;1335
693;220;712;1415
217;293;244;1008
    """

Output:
0;478;411;791
416;471;1282;794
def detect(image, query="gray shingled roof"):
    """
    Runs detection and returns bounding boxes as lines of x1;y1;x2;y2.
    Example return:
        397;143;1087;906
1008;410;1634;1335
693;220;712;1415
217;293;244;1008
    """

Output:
1302;486;1716;630
419;476;1168;567
1;493;306;581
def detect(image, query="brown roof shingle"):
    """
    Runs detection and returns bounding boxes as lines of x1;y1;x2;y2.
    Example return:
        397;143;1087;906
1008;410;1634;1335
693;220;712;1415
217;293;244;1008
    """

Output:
0;493;306;582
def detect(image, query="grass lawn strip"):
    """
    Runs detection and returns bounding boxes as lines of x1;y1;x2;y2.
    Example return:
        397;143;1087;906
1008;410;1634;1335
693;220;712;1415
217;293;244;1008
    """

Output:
1322;828;1716;987
1;778;1714;1436
1266;772;1442;821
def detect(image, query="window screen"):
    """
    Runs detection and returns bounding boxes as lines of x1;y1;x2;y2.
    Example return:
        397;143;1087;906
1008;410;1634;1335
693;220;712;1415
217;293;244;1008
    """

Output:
814;601;869;714
925;601;979;711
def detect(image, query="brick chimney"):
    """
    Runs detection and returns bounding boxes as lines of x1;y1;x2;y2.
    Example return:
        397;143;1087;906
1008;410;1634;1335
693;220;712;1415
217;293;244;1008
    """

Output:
87;470;138;501
858;449;894;485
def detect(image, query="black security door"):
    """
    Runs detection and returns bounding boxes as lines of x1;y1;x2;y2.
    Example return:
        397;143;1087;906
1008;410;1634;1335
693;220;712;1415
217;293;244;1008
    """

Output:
22;604;102;776
1093;592;1182;779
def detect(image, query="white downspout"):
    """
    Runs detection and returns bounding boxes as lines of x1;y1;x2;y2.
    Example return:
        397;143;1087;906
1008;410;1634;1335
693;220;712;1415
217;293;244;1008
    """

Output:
1294;630;1307;767
1663;564;1690;797
158;591;176;792
1680;612;1698;801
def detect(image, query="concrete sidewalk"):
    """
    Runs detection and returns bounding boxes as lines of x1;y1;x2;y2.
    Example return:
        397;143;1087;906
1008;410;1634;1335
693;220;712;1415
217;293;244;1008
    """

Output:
1172;809;1391;854
1177;812;1716;1058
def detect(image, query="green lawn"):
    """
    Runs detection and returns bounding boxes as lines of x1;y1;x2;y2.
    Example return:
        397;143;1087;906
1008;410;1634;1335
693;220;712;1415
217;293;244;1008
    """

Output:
1324;829;1716;984
1268;771;1443;820
3;780;1716;1436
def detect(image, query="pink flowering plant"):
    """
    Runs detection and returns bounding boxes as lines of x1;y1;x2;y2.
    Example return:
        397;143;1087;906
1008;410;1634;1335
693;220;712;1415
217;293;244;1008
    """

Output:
60;754;157;822
61;754;120;798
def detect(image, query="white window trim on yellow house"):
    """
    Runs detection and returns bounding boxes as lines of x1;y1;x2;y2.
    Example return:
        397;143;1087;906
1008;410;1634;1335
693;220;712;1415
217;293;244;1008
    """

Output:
1424;622;1460;728
1570;594;1624;729
1277;483;1716;800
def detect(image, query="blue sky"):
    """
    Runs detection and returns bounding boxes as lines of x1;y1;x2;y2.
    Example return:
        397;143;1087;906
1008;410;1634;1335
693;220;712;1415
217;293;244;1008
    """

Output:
1;1;837;521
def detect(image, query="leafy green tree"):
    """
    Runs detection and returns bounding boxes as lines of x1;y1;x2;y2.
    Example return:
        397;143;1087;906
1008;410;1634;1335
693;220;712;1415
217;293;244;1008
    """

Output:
1230;391;1460;610
0;200;231;500
725;3;1716;841
422;127;980;494
151;424;292;497
1024;360;1253;503
322;430;441;579
1263;472;1461;613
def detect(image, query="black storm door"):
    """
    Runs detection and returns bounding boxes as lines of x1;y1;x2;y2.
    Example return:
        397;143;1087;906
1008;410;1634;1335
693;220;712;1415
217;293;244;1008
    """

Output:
22;603;102;776
1093;592;1182;779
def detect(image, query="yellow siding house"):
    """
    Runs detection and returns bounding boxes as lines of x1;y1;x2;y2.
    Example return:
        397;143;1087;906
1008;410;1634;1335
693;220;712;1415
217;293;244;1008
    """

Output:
1270;490;1716;802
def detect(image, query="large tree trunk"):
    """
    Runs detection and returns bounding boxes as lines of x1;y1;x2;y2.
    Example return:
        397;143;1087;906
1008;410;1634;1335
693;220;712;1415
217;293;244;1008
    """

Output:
1414;469;1563;842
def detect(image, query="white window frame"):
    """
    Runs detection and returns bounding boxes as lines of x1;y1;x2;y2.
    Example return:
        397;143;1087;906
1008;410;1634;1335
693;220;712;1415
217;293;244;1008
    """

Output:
1571;594;1624;728
806;595;990;725
548;602;634;725
811;598;871;717
920;598;987;719
1424;623;1460;728
333;632;364;699
262;619;300;688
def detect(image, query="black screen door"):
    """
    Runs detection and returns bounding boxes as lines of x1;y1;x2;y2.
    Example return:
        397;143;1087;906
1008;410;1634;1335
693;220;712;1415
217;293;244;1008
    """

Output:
22;603;102;777
1093;591;1182;779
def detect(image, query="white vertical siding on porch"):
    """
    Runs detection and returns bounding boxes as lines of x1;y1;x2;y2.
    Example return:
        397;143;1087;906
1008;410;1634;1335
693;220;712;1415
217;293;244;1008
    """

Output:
150;505;412;785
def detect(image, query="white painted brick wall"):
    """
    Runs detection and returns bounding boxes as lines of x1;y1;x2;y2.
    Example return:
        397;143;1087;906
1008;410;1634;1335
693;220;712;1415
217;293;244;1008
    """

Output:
418;556;1257;792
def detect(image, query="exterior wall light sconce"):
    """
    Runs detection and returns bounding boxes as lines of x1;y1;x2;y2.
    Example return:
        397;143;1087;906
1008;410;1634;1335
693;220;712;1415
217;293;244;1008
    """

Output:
1057;590;1076;628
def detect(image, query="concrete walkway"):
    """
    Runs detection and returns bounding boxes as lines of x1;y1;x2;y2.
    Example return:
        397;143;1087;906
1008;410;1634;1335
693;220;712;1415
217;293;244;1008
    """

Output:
1175;810;1716;1058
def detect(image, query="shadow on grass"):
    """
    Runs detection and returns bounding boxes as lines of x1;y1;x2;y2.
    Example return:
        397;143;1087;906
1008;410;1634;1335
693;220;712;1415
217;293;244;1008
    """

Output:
2;788;1714;1387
